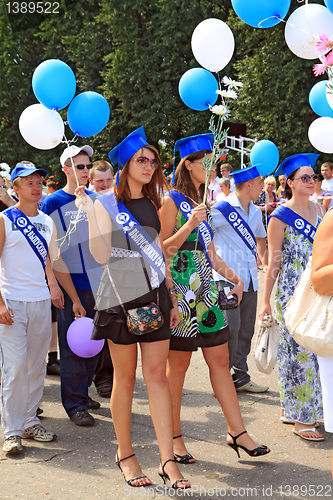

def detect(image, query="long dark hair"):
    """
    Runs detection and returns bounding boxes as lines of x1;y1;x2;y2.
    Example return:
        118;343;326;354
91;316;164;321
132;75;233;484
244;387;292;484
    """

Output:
173;150;211;205
114;145;168;209
285;168;300;200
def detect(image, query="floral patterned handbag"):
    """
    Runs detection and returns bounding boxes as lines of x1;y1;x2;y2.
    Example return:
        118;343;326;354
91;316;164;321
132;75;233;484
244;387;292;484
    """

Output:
126;301;164;335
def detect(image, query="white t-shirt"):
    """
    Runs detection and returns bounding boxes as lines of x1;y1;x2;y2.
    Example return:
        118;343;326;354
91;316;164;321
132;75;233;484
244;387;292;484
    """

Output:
321;177;333;195
1;211;53;301
215;191;235;202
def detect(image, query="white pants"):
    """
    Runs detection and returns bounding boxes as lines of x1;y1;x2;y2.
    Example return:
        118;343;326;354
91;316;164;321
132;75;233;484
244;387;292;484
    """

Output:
318;355;333;433
0;299;51;438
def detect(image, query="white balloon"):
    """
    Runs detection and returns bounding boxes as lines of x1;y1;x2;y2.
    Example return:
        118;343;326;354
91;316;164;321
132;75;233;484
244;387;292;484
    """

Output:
326;86;333;110
191;18;235;73
19;104;64;150
308;117;333;153
285;4;333;60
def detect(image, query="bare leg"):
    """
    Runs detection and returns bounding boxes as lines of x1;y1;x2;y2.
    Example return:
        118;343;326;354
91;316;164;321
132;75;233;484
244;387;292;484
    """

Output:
141;340;190;487
202;343;267;451
108;340;151;486
166;350;192;458
49;322;58;352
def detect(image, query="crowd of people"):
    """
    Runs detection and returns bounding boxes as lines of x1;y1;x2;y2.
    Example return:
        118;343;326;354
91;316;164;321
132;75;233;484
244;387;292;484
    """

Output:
0;133;332;488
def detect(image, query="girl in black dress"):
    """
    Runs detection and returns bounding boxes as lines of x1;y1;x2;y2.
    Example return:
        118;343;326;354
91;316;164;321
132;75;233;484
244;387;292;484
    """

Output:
76;128;190;490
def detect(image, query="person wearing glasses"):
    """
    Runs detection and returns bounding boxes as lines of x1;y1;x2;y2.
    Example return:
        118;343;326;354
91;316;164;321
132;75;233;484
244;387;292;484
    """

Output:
160;133;270;465
75;128;190;490
41;145;102;427
259;154;324;442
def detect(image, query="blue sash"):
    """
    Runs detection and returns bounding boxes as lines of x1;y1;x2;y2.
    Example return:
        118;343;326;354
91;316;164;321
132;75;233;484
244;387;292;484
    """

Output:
4;206;48;271
169;190;214;265
269;205;317;244
98;194;166;280
214;200;257;259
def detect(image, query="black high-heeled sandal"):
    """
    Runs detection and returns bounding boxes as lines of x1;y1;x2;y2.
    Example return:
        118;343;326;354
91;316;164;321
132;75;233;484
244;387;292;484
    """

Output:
158;458;191;490
227;431;270;458
115;452;151;487
173;434;195;464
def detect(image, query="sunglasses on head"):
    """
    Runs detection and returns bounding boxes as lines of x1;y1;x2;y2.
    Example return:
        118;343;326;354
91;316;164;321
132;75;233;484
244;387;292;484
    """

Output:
293;174;317;184
75;163;93;170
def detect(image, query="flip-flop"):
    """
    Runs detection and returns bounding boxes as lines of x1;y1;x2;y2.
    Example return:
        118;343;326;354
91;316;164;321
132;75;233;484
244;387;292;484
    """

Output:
292;427;324;441
280;417;319;428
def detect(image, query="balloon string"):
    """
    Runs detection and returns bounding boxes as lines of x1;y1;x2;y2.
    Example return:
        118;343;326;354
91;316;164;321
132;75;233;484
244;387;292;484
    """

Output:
55;133;82;260
258;14;320;41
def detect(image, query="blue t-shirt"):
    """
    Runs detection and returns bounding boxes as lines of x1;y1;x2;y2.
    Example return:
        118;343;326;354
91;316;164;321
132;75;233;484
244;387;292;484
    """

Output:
41;189;102;291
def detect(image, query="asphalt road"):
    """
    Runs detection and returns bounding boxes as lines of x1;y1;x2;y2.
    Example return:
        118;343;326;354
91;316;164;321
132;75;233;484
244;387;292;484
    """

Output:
0;270;332;499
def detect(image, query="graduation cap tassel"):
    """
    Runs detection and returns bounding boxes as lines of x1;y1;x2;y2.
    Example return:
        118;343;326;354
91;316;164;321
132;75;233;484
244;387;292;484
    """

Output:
115;166;120;186
171;163;176;185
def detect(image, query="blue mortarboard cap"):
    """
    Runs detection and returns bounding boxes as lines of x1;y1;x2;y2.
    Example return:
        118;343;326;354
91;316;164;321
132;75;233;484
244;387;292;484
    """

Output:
108;126;148;168
274;153;319;178
11;163;48;182
231;165;260;184
172;133;214;184
174;133;214;159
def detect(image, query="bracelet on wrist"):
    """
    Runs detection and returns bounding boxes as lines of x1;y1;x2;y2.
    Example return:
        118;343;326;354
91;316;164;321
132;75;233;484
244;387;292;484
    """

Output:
169;286;177;296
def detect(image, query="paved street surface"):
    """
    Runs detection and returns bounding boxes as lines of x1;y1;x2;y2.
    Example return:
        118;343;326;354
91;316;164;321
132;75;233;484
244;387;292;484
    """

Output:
1;270;332;499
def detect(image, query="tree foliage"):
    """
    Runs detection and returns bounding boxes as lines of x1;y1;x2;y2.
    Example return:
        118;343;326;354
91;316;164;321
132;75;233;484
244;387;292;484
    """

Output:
0;0;330;181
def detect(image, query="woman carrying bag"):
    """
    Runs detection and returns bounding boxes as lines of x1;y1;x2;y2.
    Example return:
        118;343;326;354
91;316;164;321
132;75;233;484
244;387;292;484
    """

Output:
259;153;324;441
75;127;190;490
311;208;333;474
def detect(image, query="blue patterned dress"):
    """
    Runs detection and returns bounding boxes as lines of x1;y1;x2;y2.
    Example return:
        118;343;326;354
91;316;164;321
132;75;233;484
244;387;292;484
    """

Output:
274;217;323;424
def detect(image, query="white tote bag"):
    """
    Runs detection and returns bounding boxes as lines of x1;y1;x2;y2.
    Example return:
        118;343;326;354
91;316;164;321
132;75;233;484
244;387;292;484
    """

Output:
284;258;333;357
254;314;279;374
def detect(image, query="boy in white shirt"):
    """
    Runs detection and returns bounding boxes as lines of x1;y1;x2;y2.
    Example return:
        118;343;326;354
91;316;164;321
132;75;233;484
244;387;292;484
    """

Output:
0;163;77;453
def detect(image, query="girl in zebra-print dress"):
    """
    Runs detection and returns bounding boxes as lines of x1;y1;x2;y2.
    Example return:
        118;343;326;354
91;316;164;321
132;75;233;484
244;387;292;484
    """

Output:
160;133;270;464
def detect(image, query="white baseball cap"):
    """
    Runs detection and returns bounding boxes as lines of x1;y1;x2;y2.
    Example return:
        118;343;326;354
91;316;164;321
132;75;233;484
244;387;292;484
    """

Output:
60;145;94;167
0;163;10;172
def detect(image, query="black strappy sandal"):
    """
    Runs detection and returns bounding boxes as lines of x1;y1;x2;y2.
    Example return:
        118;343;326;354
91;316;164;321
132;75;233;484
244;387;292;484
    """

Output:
227;431;270;458
115;452;151;487
158;458;191;490
173;434;195;464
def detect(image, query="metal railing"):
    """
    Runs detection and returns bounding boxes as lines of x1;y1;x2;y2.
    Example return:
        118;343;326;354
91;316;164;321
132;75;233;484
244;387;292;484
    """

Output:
223;135;257;168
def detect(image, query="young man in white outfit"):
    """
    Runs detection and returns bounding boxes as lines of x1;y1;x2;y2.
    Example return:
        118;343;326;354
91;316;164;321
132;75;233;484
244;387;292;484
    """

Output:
0;163;77;453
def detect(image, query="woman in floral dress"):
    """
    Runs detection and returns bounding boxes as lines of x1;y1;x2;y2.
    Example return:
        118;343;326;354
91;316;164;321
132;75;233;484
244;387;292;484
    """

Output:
260;154;324;441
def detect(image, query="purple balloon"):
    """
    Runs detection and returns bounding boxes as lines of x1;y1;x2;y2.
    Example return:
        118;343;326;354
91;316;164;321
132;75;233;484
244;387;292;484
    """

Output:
67;317;104;358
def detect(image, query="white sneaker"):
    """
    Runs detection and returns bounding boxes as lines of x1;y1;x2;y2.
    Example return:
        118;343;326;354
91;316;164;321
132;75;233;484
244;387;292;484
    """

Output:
3;435;23;453
22;424;56;442
236;381;269;393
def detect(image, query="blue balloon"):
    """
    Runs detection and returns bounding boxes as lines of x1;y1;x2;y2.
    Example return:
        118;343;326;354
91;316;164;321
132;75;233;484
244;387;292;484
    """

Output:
179;68;218;111
32;59;76;111
67;91;110;137
250;140;279;176
309;81;333;118
324;0;333;15
231;0;291;28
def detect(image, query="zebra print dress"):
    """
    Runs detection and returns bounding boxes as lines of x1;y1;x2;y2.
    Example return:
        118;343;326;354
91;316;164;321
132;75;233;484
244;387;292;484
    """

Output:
169;209;227;340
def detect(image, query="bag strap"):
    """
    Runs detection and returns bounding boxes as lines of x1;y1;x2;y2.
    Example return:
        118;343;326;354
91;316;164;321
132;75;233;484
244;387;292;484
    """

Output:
106;261;159;316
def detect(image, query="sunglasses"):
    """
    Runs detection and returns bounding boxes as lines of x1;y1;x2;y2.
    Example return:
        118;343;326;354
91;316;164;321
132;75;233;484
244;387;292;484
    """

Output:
75;163;93;170
293;174;317;184
134;157;159;169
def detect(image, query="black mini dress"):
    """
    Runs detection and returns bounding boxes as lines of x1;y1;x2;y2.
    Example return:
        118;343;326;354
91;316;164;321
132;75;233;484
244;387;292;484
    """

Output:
91;196;172;344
